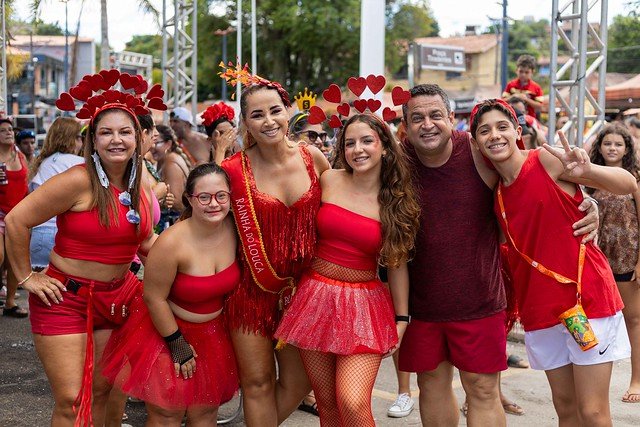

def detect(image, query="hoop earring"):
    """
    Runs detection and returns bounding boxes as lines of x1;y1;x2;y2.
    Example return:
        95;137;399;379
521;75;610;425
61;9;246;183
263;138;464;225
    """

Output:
91;152;110;188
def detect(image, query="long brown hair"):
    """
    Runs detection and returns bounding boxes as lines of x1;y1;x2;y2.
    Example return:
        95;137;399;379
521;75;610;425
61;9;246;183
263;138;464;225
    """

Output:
336;114;421;268
84;107;144;228
590;123;638;174
29;117;81;180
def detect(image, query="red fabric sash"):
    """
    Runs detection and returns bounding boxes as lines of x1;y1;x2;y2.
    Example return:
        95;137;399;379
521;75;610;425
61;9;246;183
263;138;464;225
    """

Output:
225;152;296;309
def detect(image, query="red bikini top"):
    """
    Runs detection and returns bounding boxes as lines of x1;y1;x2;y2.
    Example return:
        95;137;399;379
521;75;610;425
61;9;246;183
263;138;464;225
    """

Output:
315;203;382;271
168;261;240;314
54;183;151;264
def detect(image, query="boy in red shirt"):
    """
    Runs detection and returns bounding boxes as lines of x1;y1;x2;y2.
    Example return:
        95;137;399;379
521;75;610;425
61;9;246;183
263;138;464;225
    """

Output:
502;55;544;118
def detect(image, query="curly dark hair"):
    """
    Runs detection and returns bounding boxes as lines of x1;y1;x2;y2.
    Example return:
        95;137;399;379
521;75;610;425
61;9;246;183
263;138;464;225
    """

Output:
589;122;638;177
335;114;421;268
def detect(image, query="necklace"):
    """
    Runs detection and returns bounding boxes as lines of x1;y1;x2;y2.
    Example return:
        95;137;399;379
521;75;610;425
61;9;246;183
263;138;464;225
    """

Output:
0;146;16;163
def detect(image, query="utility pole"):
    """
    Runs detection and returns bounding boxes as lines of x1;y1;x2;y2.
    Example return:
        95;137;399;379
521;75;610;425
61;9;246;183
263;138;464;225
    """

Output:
500;0;509;91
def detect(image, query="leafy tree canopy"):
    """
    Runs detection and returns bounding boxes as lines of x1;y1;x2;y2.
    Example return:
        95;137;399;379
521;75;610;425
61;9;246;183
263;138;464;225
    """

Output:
607;12;640;73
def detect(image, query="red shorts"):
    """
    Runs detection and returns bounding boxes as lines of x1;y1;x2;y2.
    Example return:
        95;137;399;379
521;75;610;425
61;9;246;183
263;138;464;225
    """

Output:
29;264;141;335
398;310;508;374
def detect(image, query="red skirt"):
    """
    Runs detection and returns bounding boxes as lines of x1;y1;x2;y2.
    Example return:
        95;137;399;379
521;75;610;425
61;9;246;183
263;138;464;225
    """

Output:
101;296;238;410
275;270;397;355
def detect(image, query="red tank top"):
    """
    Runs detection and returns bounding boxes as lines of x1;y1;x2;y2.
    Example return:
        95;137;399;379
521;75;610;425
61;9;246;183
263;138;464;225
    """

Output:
497;149;623;331
223;145;321;287
0;151;28;213
404;131;505;322
168;261;240;314
54;184;151;264
315;203;382;271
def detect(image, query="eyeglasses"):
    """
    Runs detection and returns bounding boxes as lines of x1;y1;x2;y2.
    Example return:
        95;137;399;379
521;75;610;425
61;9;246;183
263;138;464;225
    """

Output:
189;191;231;205
303;130;328;142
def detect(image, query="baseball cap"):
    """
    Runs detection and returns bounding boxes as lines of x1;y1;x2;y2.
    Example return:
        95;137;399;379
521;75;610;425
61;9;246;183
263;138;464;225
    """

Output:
17;130;36;142
170;107;194;125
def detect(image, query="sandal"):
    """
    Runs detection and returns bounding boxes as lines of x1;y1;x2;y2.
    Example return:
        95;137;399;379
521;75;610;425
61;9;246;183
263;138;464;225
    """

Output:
298;401;319;416
507;354;530;369
622;391;640;403
503;401;525;415
460;401;468;417
3;305;28;318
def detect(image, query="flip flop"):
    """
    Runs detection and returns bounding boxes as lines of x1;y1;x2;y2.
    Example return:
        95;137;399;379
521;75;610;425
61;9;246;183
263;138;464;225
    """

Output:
507;354;530;369
460;402;468;417
622;391;640;403
503;402;525;415
3;305;28;318
298;401;319;416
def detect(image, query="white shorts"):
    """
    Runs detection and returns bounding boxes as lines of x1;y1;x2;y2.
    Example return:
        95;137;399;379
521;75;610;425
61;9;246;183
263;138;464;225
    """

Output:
524;311;630;371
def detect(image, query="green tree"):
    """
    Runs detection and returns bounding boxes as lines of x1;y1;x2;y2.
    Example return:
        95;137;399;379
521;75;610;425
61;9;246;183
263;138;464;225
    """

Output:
124;35;162;58
385;0;439;76
607;13;640;73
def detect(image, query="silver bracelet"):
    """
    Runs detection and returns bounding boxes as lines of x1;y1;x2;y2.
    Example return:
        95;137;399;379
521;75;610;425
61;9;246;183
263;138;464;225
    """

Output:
17;271;34;286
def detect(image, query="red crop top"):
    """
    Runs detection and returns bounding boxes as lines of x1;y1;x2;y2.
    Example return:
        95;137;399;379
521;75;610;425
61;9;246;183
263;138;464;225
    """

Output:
315;203;382;271
168;261;240;314
53;185;151;264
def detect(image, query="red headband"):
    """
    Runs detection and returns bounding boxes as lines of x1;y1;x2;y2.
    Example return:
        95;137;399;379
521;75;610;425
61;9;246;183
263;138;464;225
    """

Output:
306;75;411;129
469;98;525;149
202;102;235;127
55;69;168;122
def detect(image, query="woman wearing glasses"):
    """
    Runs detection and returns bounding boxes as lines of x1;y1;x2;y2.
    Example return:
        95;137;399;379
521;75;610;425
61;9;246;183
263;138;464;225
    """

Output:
102;163;239;426
289;112;332;160
5;99;157;425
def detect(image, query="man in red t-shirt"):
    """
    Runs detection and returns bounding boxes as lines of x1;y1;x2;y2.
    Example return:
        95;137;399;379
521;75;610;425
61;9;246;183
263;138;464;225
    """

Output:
502;55;544;118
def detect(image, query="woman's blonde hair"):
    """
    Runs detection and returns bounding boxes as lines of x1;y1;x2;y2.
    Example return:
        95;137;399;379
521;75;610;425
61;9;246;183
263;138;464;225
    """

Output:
28;118;82;180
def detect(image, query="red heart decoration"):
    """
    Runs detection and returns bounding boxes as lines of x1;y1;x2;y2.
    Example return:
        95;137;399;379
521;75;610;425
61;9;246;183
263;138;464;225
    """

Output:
103;90;120;103
367;99;382;113
328;114;342;129
347;77;367;97
87;94;106;110
76;107;91;119
147;97;167;111
147;84;164;99
82;74;92;82
88;74;105;92
307;105;327;124
134;106;150;115
69;85;91;102
125;95;140;108
99;69;120;87
392;86;411;106
322;84;342;104
134;80;148;95
336;102;350;117
120;73;138;90
366;75;386;94
55;92;76;111
382;107;396;122
353;99;367;113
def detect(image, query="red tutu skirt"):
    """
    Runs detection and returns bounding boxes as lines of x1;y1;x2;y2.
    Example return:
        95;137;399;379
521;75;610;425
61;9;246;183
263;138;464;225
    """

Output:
101;296;238;410
275;270;397;354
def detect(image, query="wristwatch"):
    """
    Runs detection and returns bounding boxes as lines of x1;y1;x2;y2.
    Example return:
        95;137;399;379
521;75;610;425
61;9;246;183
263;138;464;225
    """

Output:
395;315;411;324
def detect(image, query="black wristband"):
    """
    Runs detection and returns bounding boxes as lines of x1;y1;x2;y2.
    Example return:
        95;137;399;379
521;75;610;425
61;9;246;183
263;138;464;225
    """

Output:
395;315;411;323
165;333;195;366
163;329;182;343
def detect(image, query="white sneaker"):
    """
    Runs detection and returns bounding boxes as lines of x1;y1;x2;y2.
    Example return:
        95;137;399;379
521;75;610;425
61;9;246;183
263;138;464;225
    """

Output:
387;393;414;418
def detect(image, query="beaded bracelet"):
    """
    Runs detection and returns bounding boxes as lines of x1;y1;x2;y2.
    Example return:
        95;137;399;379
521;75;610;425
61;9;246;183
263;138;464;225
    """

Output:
17;271;34;286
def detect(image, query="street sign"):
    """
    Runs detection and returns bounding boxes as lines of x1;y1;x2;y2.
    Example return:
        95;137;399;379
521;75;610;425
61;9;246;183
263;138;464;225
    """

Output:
420;45;465;72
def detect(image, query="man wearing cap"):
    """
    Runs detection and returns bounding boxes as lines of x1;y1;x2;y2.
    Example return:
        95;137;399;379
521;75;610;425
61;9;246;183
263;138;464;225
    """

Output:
396;83;599;426
16;130;37;165
169;107;211;166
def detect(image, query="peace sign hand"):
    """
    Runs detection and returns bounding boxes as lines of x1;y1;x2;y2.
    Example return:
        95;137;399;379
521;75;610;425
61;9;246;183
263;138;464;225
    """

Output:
543;130;591;178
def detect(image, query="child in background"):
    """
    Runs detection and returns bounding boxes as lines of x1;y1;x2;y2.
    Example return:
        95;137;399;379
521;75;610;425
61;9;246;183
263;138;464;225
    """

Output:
502;55;544;119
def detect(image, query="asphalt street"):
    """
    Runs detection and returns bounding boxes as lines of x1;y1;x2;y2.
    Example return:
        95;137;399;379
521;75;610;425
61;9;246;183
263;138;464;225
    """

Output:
0;294;638;426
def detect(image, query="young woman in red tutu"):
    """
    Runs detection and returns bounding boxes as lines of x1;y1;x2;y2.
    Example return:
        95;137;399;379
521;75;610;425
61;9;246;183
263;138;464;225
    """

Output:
102;163;239;425
469;99;636;426
275;113;421;426
220;72;330;425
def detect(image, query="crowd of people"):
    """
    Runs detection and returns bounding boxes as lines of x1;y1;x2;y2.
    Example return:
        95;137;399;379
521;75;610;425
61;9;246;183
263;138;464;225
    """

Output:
0;56;639;427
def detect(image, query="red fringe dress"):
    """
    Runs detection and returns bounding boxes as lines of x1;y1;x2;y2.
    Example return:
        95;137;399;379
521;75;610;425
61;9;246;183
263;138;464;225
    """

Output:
221;146;321;338
101;264;240;410
275;203;398;354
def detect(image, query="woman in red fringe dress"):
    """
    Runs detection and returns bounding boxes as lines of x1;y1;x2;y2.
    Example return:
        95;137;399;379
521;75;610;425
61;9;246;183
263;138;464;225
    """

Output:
275;114;421;426
220;72;330;425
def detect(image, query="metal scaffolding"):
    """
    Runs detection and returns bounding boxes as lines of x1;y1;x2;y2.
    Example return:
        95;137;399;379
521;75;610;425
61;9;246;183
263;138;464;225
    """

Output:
548;0;608;147
162;0;198;118
112;51;154;82
0;0;7;115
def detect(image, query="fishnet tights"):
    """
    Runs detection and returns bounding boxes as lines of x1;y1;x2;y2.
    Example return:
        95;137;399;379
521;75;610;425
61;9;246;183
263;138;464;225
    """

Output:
300;349;382;427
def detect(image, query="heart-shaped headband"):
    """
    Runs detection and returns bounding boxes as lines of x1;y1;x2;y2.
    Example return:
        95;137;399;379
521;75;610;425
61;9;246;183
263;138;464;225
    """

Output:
219;61;291;107
307;75;411;129
55;69;168;122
